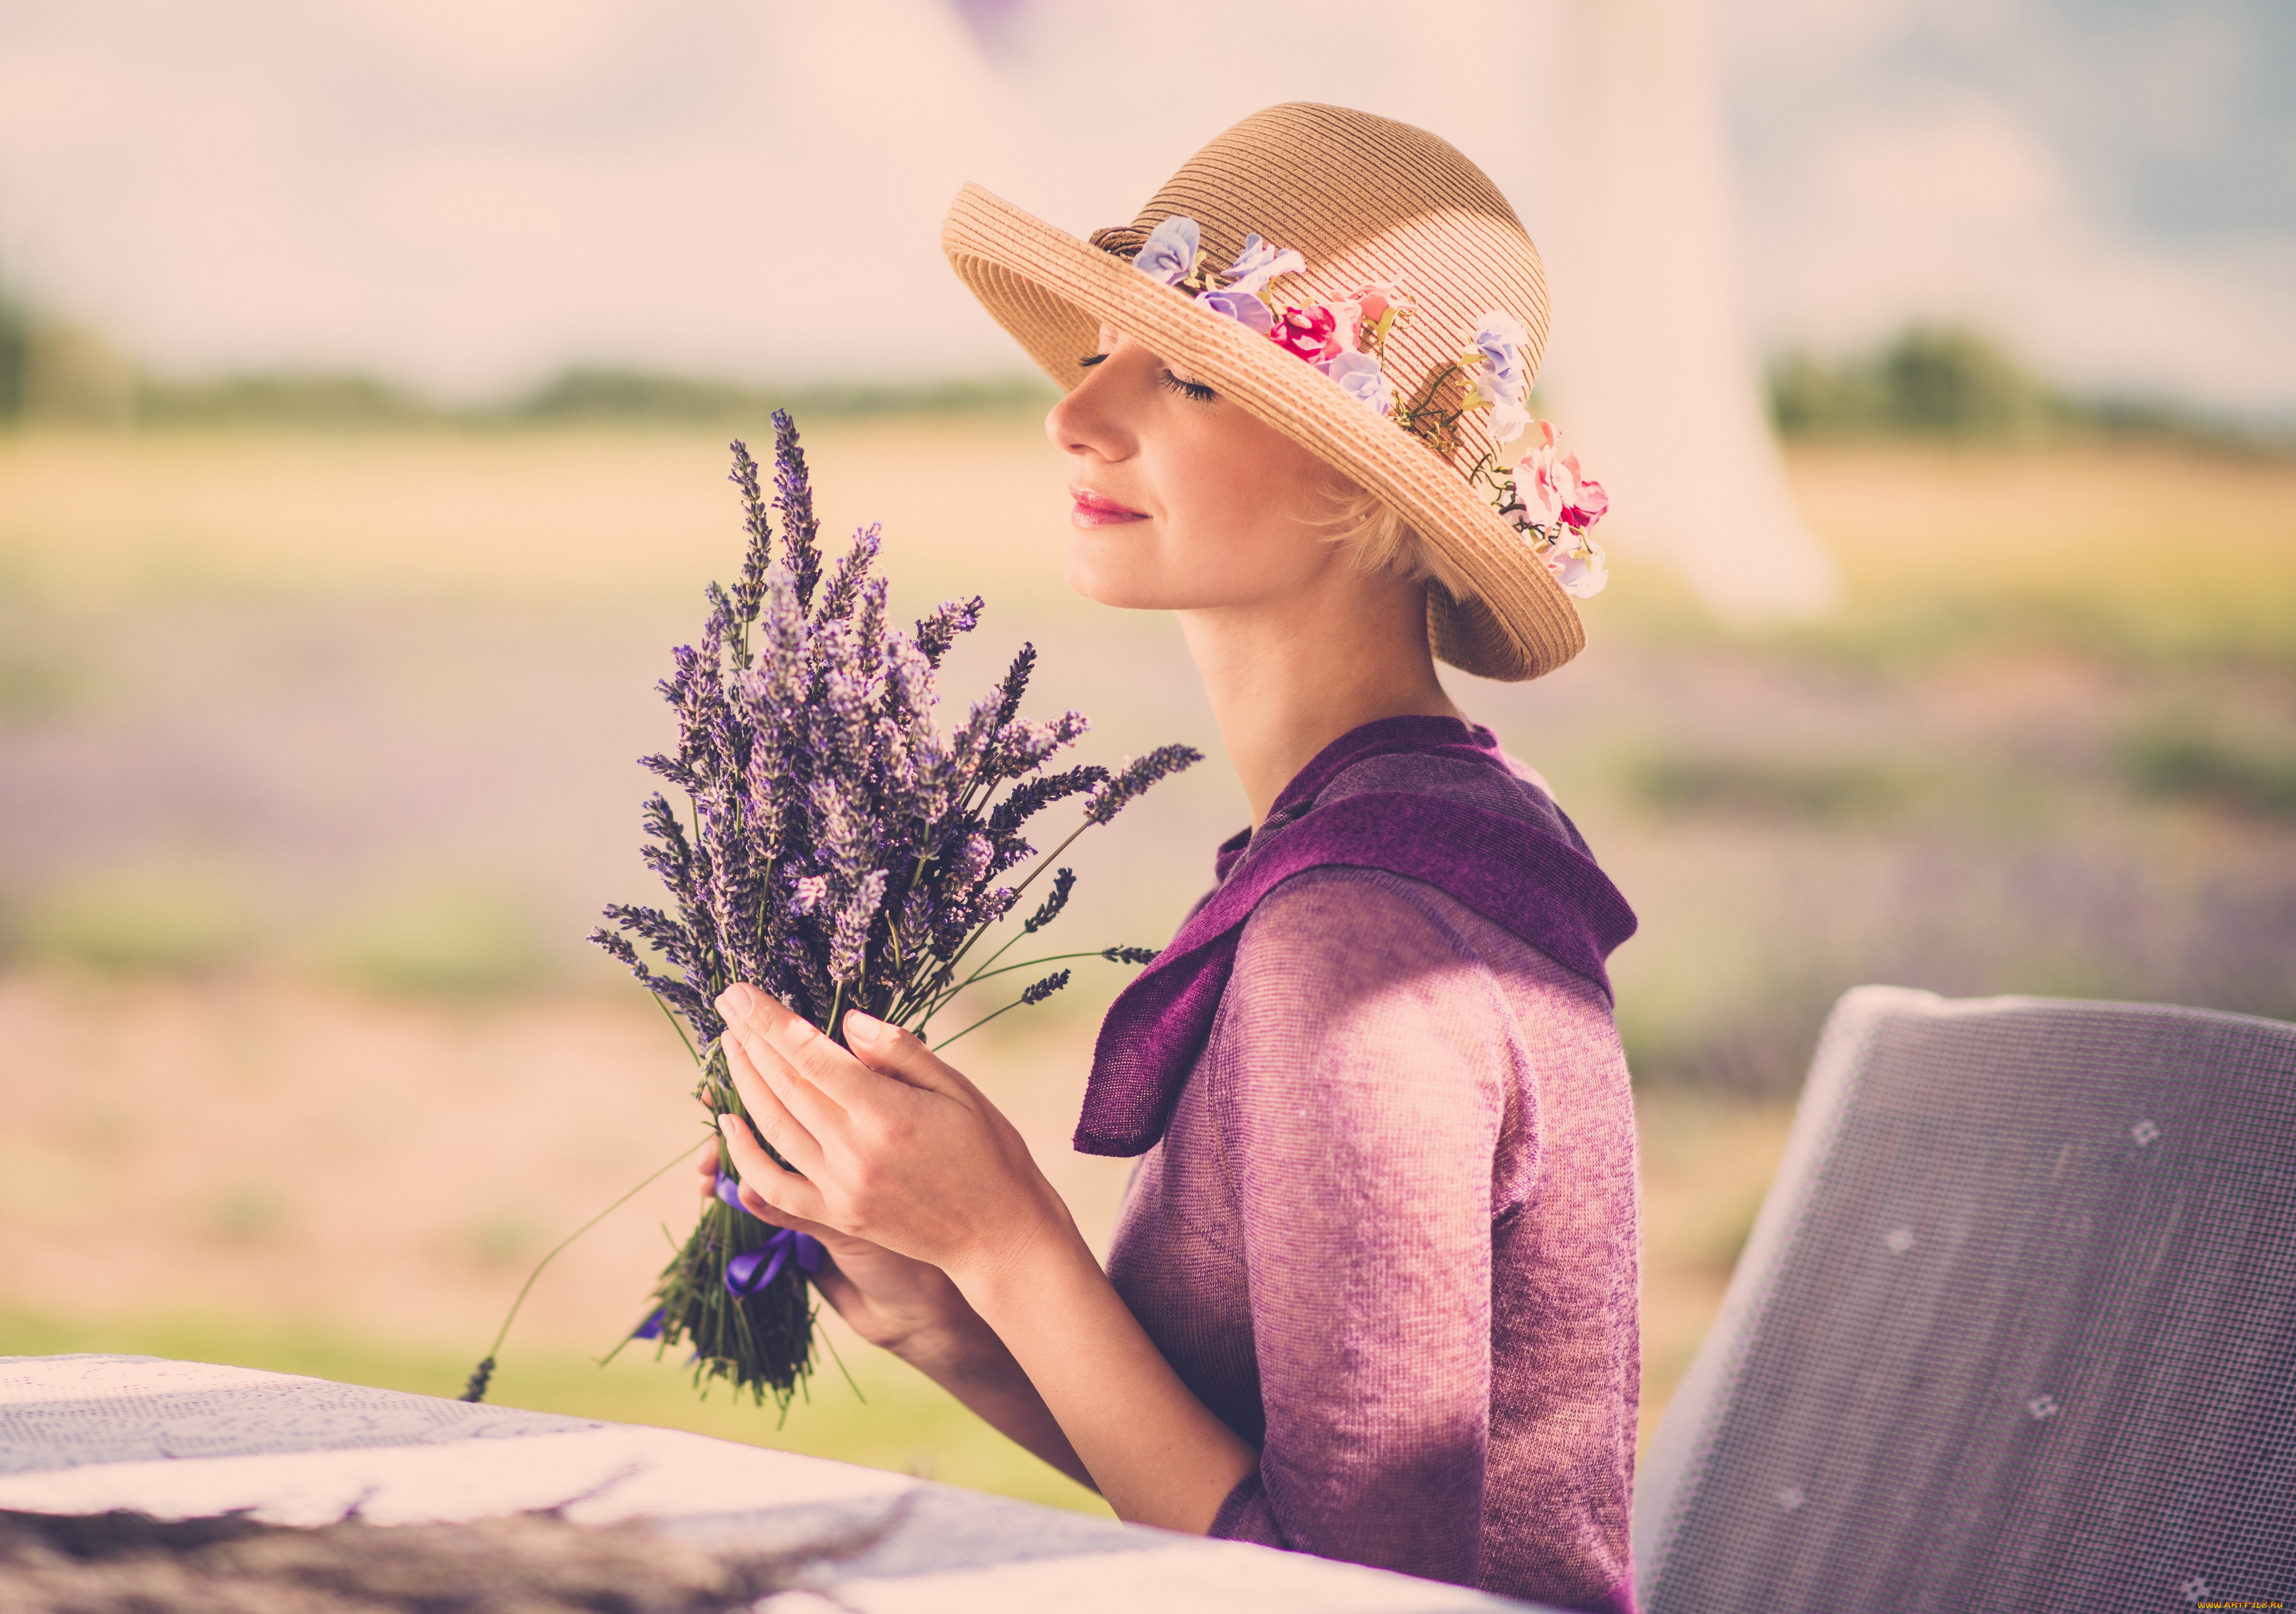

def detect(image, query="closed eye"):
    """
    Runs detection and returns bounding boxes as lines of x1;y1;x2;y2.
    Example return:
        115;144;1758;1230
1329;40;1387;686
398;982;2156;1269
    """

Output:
1158;369;1217;403
1078;353;1108;367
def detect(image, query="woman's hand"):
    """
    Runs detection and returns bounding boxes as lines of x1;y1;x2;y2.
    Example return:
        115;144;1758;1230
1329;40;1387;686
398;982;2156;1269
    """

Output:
709;984;1074;1289
689;1139;970;1358
712;982;1258;1527
708;986;1114;1495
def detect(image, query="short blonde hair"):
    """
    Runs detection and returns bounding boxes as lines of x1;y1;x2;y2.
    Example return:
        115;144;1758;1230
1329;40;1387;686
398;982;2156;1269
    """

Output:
1311;476;1471;599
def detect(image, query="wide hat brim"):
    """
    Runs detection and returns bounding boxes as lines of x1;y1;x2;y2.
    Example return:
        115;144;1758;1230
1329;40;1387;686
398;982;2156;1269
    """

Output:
942;181;1584;682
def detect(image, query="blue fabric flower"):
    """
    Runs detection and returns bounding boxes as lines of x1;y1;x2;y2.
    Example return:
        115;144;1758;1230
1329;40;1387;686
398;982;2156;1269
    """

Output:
1321;350;1392;414
1469;310;1532;392
1198;287;1275;336
1220;233;1307;296
1467;309;1534;442
1135;215;1201;285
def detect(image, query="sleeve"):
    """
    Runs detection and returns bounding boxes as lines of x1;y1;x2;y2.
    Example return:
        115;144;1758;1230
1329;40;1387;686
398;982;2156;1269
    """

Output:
1203;867;1519;1588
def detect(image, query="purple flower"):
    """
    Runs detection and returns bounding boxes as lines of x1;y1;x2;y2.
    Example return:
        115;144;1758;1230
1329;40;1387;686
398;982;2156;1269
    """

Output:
1135;215;1200;286
1086;744;1204;825
1321;350;1392;414
1197;288;1275;336
1218;233;1305;295
830;869;889;984
1466;310;1533;444
1019;969;1071;1006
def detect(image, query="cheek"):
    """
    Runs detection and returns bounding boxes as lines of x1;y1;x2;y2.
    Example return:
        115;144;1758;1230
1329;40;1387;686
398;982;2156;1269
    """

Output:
1060;418;1340;610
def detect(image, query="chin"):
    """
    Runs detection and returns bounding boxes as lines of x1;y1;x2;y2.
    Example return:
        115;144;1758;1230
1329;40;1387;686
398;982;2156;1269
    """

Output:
1063;535;1176;610
1062;531;1294;612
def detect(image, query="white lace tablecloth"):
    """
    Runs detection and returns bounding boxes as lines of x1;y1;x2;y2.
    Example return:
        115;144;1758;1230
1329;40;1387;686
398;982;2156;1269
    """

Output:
0;1355;1542;1611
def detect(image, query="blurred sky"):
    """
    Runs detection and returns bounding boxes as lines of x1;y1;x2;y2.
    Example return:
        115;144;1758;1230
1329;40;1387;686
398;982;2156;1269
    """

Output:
0;0;2287;412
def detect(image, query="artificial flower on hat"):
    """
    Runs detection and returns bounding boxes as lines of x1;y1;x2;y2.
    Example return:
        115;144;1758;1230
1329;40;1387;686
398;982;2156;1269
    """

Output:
1512;420;1609;533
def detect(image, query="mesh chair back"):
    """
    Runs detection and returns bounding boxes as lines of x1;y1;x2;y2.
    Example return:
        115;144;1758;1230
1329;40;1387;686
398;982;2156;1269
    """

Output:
1633;986;2296;1613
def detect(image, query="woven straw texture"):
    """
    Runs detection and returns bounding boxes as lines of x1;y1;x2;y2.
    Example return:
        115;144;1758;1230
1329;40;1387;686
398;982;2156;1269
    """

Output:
1635;986;2296;1613
942;102;1583;683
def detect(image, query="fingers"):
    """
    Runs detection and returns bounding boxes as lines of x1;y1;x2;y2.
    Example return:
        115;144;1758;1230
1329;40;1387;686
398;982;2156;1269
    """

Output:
718;1112;829;1226
720;984;880;1110
722;1033;827;1177
841;1011;970;1098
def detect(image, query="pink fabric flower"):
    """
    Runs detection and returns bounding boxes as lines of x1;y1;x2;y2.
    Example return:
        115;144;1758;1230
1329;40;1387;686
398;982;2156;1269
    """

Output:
1271;305;1340;361
1563;472;1608;532
1511;421;1607;534
1347;282;1408;329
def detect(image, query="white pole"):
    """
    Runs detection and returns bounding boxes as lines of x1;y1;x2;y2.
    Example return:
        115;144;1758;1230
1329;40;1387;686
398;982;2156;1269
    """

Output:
1544;0;1839;620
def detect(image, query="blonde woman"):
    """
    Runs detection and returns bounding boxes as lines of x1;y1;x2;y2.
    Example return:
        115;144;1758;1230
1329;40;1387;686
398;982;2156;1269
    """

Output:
707;104;1639;1612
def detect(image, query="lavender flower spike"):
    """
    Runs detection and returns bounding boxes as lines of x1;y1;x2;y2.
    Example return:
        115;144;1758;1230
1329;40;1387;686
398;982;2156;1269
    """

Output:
1021;969;1071;1005
1086;744;1204;824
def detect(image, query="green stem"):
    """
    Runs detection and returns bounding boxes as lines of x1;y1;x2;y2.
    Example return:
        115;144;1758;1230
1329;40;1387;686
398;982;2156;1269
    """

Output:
652;992;701;1066
949;950;1114;988
917;817;1097;1018
466;1138;701;1395
930;993;1044;1053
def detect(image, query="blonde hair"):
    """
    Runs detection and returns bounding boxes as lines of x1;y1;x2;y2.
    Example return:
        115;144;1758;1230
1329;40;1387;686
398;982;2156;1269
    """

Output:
1311;475;1471;599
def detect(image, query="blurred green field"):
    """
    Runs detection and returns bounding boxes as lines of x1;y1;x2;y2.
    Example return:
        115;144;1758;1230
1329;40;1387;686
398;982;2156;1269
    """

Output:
1;418;2289;1510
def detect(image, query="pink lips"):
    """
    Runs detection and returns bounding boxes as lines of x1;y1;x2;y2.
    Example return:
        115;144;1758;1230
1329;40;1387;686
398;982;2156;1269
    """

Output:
1070;487;1148;527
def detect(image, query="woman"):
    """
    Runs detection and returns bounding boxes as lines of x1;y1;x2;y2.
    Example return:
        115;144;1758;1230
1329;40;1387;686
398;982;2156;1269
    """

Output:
705;104;1640;1612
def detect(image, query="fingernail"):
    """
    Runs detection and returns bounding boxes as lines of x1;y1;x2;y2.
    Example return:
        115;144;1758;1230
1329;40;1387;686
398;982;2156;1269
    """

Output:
844;1009;885;1043
716;983;754;1019
716;1114;735;1133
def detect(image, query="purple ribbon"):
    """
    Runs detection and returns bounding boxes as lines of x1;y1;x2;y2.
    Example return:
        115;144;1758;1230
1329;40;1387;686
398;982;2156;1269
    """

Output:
717;1170;825;1295
627;1169;827;1341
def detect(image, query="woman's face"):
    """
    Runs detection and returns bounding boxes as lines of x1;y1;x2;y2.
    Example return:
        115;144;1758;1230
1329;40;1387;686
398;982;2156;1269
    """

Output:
1046;329;1352;611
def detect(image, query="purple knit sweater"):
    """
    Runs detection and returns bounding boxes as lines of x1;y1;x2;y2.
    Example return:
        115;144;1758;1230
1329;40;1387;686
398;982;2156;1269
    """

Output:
1101;731;1641;1612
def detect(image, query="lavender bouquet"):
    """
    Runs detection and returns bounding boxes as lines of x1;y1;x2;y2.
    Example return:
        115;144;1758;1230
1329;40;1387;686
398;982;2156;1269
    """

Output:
569;413;1192;1409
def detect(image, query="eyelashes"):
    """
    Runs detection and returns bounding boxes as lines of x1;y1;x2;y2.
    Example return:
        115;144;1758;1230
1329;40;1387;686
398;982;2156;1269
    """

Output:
1074;352;1217;403
1157;369;1217;403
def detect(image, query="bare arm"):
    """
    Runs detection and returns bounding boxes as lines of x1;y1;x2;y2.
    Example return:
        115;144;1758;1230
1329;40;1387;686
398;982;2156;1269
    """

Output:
710;984;1258;1531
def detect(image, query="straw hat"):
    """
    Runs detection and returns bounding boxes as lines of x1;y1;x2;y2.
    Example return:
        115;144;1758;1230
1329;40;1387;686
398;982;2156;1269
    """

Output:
942;102;1584;682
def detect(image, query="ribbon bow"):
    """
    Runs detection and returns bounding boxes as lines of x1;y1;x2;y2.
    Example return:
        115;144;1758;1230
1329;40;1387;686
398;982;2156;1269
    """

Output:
716;1171;826;1295
631;1170;827;1339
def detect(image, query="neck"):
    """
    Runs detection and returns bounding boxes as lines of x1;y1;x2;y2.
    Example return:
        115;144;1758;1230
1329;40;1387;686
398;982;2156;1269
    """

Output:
1178;571;1464;828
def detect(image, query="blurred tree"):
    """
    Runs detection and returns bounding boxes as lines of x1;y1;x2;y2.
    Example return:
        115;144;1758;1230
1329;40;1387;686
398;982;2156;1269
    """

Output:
0;270;28;422
136;371;438;429
22;320;137;428
1880;327;2053;437
1770;326;2056;439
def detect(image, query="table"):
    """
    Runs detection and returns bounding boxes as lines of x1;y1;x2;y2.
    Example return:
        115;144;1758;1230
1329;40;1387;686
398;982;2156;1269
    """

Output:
0;1355;1544;1611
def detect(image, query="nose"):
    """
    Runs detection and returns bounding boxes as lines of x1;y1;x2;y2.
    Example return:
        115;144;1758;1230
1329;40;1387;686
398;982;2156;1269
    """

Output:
1045;345;1139;465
